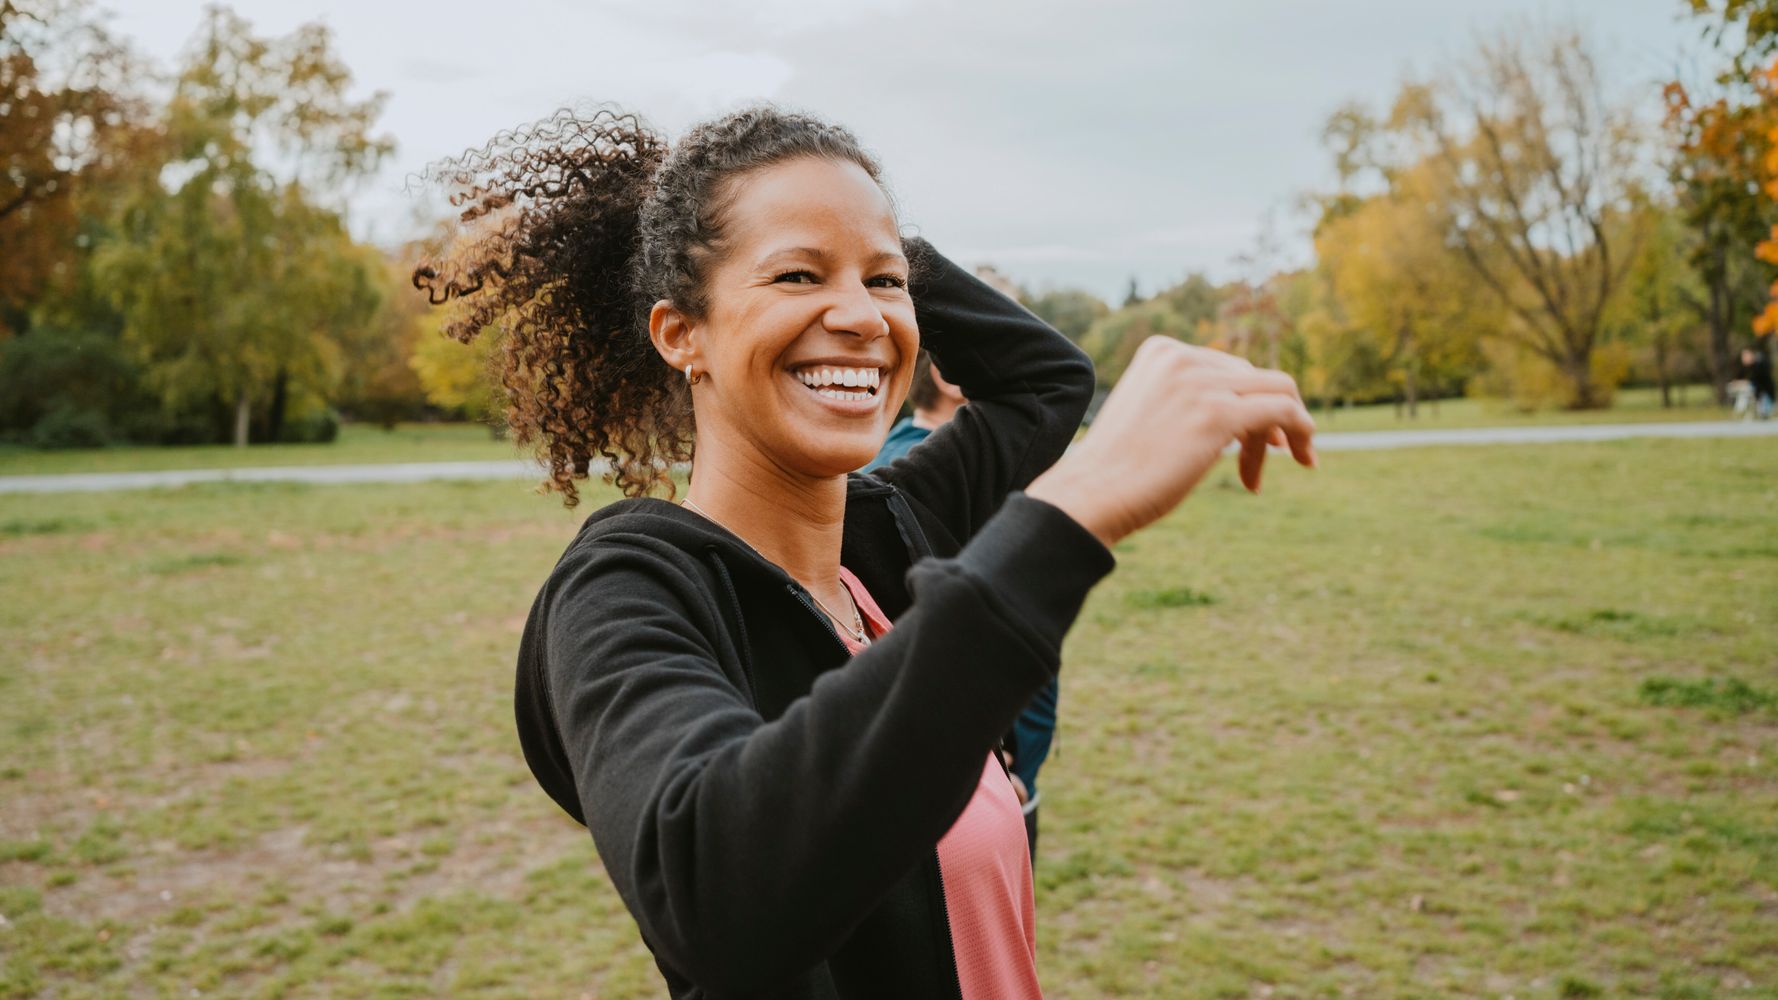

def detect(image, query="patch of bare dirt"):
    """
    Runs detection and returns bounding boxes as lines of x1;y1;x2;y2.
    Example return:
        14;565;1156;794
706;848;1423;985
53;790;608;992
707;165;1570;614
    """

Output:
36;807;587;929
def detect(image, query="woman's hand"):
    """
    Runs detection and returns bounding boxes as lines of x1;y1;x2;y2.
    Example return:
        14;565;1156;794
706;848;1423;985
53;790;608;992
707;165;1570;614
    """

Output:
1026;337;1316;548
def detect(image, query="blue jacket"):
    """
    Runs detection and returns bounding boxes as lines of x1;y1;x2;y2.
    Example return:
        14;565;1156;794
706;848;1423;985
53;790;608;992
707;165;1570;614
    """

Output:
861;417;931;472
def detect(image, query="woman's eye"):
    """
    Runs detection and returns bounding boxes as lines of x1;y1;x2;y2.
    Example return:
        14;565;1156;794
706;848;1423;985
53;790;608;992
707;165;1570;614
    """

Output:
868;274;908;289
774;270;818;284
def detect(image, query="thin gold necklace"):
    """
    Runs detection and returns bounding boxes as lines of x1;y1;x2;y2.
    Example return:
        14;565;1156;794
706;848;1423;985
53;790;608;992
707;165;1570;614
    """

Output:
680;497;870;645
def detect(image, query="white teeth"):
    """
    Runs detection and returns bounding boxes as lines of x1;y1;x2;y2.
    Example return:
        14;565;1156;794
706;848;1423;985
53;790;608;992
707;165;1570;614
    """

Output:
792;366;881;392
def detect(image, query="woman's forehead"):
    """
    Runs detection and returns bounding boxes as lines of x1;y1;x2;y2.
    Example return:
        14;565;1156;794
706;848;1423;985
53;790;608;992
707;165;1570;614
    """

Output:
723;158;899;258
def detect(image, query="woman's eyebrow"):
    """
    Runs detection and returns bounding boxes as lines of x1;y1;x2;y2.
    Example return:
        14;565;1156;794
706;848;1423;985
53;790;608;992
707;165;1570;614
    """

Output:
756;246;829;267
755;247;907;269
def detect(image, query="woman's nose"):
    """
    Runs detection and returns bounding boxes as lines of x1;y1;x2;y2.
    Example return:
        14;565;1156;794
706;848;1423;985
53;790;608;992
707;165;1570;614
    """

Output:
822;282;891;340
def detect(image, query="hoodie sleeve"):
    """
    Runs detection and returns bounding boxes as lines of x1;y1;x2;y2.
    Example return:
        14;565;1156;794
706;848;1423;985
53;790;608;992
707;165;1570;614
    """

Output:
536;496;1113;995
867;238;1097;540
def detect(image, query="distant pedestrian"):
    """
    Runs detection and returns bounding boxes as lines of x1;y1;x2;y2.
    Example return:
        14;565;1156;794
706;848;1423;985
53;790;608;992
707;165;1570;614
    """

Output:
1736;347;1774;420
862;352;1061;862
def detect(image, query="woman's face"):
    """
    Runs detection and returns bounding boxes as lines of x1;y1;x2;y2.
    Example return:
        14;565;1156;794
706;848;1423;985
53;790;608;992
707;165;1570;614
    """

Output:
687;156;918;480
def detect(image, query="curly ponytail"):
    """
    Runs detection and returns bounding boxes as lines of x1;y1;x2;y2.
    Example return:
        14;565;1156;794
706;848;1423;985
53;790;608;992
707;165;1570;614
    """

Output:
413;104;887;506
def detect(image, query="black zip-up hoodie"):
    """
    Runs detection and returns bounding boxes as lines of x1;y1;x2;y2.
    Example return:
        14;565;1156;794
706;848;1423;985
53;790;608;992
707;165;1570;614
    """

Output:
515;241;1115;999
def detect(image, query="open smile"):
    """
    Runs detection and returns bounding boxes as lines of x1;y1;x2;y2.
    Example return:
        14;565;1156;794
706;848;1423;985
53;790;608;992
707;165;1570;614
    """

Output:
789;364;883;404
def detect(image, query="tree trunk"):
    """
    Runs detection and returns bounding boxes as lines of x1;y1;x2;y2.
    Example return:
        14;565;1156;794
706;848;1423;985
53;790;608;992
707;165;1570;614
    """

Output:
267;368;289;443
1566;358;1600;410
1706;248;1733;406
1655;332;1672;409
233;393;251;447
1404;364;1419;419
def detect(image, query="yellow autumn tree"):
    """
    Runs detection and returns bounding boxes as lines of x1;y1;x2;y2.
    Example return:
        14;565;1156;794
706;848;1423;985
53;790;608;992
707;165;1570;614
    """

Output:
408;312;501;425
1316;164;1493;414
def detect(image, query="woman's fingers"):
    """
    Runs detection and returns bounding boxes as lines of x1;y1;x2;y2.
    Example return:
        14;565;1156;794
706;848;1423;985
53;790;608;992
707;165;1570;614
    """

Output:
1239;430;1270;493
1184;365;1313;487
1032;341;1316;546
1225;393;1317;469
1173;355;1315;492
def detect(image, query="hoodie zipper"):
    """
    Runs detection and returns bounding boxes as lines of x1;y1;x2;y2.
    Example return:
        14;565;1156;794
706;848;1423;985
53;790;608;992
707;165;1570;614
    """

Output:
785;582;853;656
933;850;966;1000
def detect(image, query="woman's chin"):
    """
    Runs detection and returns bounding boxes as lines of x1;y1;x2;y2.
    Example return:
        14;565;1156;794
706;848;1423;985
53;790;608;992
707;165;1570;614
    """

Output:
796;441;885;479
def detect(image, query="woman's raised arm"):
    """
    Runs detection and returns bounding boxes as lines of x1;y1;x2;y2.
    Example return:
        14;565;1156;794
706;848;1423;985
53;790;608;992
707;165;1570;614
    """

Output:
865;238;1096;541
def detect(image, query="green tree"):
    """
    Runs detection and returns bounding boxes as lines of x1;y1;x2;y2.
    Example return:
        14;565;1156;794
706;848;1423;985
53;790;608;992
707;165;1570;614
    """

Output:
1613;203;1709;405
1121;275;1143;308
94;6;391;445
1157;272;1223;337
333;249;434;427
1079;299;1194;387
1020;288;1109;343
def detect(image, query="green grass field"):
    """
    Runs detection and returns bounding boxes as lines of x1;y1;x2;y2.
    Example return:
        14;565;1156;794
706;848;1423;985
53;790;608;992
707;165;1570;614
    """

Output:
0;385;1733;478
1309;385;1725;433
2;438;1774;998
0;423;525;477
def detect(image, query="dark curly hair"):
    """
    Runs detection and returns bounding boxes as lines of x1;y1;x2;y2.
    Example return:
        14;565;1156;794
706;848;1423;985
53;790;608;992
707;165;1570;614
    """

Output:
412;104;891;505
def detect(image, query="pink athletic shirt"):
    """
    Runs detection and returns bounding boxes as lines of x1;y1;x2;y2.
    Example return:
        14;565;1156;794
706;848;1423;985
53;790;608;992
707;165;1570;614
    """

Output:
835;567;1043;1000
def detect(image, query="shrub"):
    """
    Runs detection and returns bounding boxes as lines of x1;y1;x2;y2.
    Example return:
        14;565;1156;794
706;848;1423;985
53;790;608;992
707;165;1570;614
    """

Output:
278;406;340;444
27;402;113;449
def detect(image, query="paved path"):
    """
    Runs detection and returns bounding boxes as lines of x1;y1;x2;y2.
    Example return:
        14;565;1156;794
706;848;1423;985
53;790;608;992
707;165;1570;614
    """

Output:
3;420;1776;495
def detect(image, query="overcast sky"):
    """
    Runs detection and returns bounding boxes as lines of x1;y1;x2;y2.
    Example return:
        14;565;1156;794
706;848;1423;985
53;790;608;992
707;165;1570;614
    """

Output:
110;0;1705;300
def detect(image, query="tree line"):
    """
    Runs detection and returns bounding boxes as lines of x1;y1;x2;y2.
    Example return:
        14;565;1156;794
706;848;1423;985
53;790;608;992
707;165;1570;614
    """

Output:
4;2;1776;452
1056;5;1778;414
0;1;483;448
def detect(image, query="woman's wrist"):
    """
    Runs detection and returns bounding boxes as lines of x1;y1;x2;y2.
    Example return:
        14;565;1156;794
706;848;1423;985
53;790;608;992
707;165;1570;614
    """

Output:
1025;461;1123;549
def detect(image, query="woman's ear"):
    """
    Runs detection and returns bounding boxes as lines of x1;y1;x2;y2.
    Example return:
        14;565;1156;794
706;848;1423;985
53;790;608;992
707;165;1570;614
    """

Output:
648;299;699;375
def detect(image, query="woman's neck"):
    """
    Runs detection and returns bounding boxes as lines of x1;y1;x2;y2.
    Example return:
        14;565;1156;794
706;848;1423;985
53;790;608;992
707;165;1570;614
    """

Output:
681;442;848;596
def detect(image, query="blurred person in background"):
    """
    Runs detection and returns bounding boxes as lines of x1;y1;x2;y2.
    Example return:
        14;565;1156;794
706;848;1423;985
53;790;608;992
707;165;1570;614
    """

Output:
416;104;1315;1000
1736;346;1774;420
863;352;1059;861
861;351;966;472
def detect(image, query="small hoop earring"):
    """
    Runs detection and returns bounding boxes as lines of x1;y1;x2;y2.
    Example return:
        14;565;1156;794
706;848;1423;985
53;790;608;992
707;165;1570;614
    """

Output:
685;364;703;386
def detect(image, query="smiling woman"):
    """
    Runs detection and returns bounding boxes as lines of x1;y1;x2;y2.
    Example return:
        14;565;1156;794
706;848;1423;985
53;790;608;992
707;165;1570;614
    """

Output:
413;104;1314;1000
